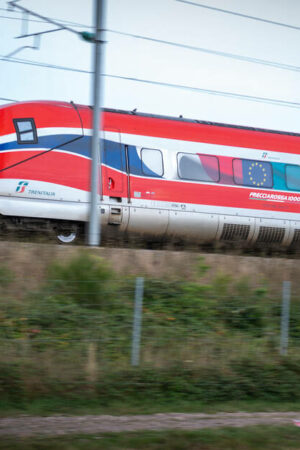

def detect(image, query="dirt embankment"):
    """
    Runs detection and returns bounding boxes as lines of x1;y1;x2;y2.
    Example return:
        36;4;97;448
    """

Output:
1;412;300;436
0;241;297;288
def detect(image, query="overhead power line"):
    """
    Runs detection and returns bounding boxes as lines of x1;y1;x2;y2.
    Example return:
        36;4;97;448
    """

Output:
2;6;299;74
107;29;300;73
176;1;300;32
0;8;93;28
2;1;300;112
2;13;299;73
0;14;39;22
104;74;300;110
0;14;55;24
4;3;300;33
0;97;18;102
7;1;79;36
2;23;300;74
2;55;298;110
0;55;91;73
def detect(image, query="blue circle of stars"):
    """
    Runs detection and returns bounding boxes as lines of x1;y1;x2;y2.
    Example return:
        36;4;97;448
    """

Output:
248;162;267;187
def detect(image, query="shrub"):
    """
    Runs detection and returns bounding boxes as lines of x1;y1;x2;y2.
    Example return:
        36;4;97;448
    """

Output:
213;276;268;334
45;251;114;309
0;362;23;401
0;265;14;288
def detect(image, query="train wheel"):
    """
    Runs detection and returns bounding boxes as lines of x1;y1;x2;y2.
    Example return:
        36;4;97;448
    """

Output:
55;223;78;244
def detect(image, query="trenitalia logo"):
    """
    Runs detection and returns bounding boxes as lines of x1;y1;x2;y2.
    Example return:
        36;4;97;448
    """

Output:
16;181;29;193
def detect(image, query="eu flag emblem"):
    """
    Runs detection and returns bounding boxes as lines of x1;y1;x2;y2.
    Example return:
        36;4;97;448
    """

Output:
233;159;272;188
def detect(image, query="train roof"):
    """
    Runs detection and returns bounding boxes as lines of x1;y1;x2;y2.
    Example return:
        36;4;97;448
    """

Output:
2;100;300;138
103;107;300;138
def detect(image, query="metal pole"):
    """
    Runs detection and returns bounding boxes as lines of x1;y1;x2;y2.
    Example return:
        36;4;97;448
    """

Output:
131;277;144;366
280;280;291;356
88;0;105;246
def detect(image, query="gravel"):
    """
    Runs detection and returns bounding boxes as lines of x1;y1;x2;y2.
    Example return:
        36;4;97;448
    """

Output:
1;412;300;437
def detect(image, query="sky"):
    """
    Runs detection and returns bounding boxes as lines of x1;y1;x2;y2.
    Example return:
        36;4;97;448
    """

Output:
1;0;300;133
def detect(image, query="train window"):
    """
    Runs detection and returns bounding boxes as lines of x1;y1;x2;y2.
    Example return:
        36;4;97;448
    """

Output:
177;153;219;182
233;159;273;188
141;148;164;177
286;165;300;191
13;118;38;144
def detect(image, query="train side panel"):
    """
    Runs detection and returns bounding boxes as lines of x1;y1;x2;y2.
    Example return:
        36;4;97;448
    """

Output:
0;101;92;221
103;113;300;246
1;100;300;247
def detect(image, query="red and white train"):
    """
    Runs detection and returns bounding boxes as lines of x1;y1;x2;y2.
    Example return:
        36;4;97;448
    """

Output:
1;99;300;248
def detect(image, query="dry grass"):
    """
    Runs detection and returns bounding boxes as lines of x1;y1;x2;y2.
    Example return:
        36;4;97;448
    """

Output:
0;241;298;290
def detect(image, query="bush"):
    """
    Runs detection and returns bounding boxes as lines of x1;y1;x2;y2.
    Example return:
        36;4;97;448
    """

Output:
0;253;293;410
0;265;14;288
45;251;114;309
213;276;267;334
2;358;300;406
0;362;23;401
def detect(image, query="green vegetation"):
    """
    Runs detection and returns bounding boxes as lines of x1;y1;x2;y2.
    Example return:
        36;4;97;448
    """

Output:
2;426;300;449
1;251;300;413
2;359;300;412
3;399;300;417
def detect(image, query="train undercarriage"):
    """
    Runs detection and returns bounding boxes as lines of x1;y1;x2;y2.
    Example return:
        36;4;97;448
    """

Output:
1;211;300;257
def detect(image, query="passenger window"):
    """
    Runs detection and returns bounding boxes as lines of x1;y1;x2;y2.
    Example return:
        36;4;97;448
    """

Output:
233;159;272;188
13;118;37;144
177;153;219;182
286;165;300;191
141;148;164;177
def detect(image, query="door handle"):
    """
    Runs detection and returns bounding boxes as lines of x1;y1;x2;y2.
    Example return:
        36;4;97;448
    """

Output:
108;177;115;190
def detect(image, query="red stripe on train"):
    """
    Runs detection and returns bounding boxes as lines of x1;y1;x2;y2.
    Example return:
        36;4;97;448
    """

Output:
102;113;300;154
0;102;88;136
0;151;299;215
0;151;90;191
129;176;300;214
1;102;300;156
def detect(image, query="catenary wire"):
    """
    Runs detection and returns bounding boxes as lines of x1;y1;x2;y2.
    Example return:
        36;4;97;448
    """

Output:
1;12;300;73
1;22;300;74
176;0;300;32
104;74;300;110
107;29;300;73
0;55;92;73
1;55;300;110
7;1;80;36
2;3;300;110
0;97;18;102
4;3;300;33
0;8;93;28
0;14;58;24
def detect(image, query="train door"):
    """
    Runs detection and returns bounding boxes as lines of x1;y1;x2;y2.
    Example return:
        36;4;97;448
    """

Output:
125;144;169;237
103;131;129;228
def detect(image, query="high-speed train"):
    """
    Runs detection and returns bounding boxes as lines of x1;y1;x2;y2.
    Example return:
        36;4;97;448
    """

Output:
1;99;300;248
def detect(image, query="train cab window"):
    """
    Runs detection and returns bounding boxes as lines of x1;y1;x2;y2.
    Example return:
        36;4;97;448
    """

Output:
233;159;273;188
13;118;38;144
177;153;219;182
286;165;300;191
141;148;164;177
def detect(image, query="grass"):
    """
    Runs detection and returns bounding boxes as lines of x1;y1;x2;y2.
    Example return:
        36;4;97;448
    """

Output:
1;398;300;417
2;252;300;414
1;426;300;449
